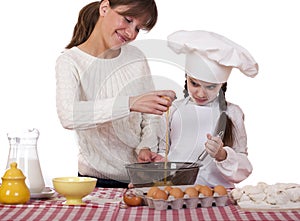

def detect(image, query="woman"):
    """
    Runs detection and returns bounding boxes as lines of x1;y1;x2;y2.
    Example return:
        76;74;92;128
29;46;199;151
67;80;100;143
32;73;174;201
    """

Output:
158;30;259;188
55;0;176;188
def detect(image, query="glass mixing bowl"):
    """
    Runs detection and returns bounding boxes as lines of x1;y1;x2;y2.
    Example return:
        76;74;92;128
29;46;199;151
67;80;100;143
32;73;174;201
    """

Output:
125;162;200;187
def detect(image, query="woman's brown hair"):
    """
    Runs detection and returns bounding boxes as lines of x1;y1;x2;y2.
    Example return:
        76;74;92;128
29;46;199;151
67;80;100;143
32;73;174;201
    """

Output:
66;0;158;49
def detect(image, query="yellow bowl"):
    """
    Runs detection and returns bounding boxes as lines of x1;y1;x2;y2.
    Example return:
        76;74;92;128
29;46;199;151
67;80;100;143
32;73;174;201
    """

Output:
52;177;97;205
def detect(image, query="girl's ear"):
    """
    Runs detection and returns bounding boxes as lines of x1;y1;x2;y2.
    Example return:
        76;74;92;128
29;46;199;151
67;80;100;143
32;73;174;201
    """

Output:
99;0;110;16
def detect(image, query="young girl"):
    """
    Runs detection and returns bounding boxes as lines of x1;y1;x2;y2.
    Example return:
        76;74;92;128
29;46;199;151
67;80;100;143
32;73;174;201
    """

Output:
158;30;259;188
55;0;176;188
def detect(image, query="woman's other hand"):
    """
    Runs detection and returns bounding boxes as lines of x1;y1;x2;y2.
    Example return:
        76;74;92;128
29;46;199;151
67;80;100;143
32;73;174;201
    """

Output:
137;148;165;162
129;90;176;115
205;134;227;161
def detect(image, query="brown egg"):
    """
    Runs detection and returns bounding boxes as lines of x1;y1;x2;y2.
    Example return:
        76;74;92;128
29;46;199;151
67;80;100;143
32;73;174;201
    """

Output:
200;186;213;197
152;189;168;200
194;184;203;192
169;187;184;199
123;194;142;206
147;187;159;197
164;186;173;194
185;187;199;198
214;185;227;196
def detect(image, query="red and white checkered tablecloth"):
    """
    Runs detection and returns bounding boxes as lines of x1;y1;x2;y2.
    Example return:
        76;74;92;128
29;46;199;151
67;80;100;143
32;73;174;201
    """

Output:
1;188;300;221
116;204;300;221
0;188;125;221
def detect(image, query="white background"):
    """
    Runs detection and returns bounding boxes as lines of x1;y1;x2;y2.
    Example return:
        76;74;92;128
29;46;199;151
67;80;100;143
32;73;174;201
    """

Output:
0;0;299;188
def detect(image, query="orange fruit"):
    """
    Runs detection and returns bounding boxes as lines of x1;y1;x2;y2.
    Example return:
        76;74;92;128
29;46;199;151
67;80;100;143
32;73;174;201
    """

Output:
214;185;227;196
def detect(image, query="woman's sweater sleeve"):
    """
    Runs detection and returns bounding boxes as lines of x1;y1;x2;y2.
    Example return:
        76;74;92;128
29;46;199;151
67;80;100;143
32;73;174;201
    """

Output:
55;55;129;130
135;62;161;153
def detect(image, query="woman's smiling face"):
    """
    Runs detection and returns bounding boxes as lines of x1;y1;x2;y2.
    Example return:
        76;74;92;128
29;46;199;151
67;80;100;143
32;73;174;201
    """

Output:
100;1;144;50
186;76;223;105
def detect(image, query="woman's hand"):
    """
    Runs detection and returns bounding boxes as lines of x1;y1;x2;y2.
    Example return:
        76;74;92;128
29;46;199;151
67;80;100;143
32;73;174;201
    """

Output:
205;134;227;161
129;90;176;115
137;149;165;162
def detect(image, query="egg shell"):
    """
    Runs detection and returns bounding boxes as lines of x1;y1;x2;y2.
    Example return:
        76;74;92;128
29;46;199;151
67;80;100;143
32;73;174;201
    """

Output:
161;95;172;102
164;186;173;194
169;187;184;199
152;189;168;200
123;194;143;206
194;184;204;192
214;185;227;196
123;189;143;207
185;187;199;198
200;186;213;196
147;187;160;197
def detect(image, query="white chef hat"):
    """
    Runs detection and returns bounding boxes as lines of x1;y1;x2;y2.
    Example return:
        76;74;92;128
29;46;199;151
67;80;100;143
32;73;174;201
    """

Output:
167;30;259;83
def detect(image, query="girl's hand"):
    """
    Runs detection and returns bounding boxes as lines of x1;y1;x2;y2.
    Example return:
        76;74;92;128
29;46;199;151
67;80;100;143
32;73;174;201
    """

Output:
129;90;176;115
137;149;165;162
205;134;227;161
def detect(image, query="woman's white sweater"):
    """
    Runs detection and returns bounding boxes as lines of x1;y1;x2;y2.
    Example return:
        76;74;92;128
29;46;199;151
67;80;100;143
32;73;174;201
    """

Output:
55;45;159;181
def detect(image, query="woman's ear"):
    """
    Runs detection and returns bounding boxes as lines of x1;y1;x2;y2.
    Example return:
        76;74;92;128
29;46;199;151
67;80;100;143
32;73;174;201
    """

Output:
99;0;110;15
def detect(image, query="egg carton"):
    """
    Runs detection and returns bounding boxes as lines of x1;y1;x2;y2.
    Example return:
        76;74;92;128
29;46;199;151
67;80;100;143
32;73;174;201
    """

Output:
144;195;229;210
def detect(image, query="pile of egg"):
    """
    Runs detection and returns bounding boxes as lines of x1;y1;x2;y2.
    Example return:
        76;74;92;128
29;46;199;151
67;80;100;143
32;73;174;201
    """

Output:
145;184;228;210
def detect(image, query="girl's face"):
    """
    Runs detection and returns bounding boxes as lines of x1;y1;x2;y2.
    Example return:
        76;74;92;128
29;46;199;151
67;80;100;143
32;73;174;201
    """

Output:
100;1;144;50
187;76;223;106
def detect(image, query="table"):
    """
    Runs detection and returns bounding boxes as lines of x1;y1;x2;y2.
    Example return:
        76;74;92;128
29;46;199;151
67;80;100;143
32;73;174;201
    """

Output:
1;188;300;221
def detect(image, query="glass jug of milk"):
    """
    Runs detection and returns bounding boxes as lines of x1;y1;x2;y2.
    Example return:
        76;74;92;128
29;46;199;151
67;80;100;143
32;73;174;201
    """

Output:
6;128;45;193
